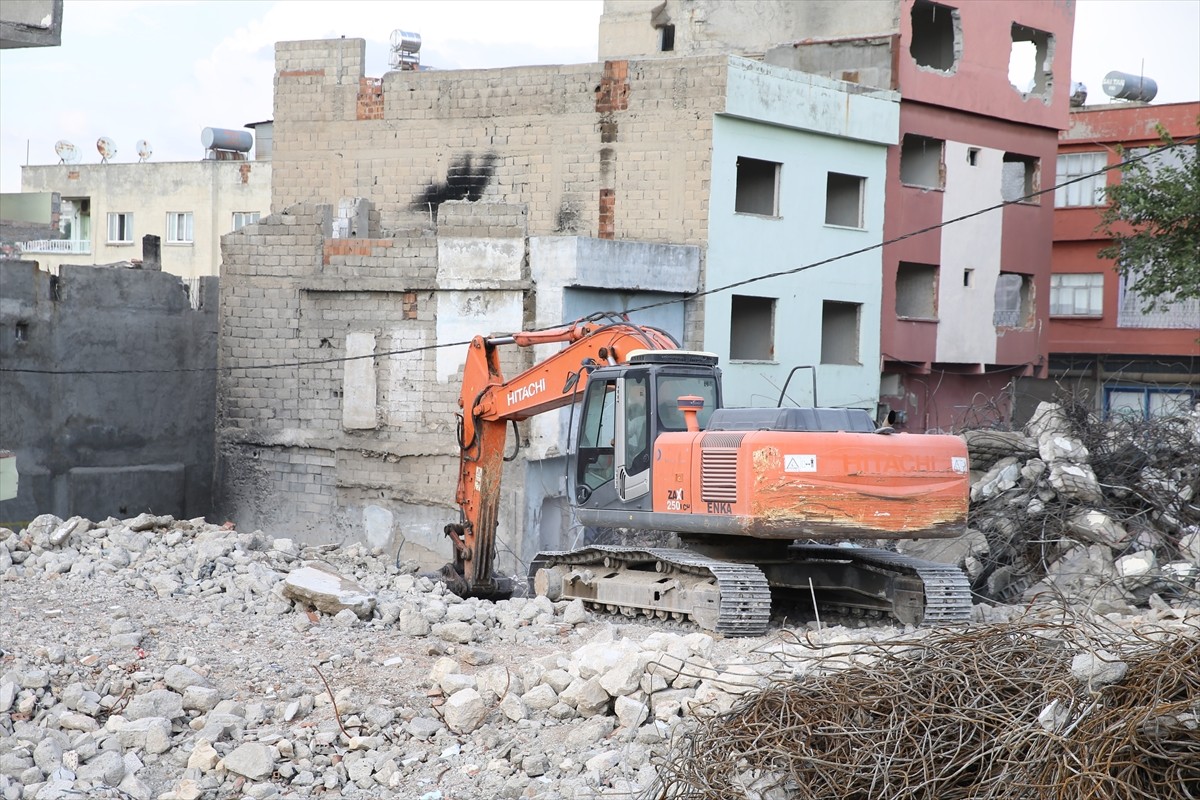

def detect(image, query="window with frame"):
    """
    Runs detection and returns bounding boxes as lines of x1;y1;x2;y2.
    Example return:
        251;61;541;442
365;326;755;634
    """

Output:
1116;268;1200;329
107;212;133;243
729;295;776;361
994;272;1034;328
232;211;261;231
1055;153;1107;207
825;172;865;228
658;24;675;52
1106;386;1196;420
735;157;780;217
167;212;194;244
1050;273;1103;316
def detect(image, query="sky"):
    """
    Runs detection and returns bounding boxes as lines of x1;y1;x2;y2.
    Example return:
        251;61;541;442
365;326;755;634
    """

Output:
1;0;1198;193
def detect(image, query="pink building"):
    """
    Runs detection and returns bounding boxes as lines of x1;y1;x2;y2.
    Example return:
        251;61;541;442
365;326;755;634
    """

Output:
871;1;1075;432
1048;101;1199;417
602;0;1078;431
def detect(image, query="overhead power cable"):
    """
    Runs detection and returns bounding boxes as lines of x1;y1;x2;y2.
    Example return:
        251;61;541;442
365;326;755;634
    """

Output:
3;135;1195;377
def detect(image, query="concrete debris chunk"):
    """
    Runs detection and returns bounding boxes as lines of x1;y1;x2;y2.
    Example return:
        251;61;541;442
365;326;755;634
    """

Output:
220;742;276;781
1071;650;1129;687
443;688;487;733
280;563;376;618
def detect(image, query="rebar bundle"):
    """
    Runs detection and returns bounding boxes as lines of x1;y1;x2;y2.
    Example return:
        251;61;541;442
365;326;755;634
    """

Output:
651;619;1200;800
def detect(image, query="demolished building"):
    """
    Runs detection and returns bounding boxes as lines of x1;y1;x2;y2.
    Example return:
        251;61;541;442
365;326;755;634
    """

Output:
216;37;899;569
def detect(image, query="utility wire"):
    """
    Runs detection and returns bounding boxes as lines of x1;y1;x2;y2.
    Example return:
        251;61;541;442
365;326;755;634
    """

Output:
3;134;1195;377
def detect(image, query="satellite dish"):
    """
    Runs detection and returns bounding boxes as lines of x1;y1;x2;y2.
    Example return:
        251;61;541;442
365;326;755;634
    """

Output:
96;136;117;163
136;139;153;162
55;140;81;165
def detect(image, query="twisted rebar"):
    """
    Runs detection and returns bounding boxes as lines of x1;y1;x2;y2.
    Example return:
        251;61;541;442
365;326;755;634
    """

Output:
649;617;1200;800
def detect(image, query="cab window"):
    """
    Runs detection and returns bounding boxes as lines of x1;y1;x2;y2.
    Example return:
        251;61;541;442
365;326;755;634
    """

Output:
656;374;718;431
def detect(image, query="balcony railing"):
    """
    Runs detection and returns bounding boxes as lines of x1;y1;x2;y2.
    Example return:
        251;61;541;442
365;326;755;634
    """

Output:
18;239;91;254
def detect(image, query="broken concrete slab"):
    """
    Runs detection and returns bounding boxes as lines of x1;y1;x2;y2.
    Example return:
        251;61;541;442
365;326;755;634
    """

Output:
280;563;376;619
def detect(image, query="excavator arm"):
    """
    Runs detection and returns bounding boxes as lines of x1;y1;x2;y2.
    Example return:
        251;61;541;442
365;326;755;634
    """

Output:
443;313;678;595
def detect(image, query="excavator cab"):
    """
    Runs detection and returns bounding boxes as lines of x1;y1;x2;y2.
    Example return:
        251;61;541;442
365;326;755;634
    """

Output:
571;351;721;512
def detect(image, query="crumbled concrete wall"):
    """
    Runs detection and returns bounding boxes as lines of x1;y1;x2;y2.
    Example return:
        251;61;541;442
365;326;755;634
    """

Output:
216;196;706;573
215;202;493;563
0;260;217;528
598;0;898;62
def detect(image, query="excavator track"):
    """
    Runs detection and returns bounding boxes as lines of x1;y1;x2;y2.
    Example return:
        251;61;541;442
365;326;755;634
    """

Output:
530;544;972;635
530;546;772;636
787;545;973;626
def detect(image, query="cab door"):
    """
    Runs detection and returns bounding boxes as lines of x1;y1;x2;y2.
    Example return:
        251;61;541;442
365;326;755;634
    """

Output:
615;373;651;503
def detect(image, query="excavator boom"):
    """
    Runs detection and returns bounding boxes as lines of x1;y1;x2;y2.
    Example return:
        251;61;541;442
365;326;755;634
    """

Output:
444;314;679;593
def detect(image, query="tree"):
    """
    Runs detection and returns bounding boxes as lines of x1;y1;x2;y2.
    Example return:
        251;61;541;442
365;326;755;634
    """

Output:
1098;126;1200;313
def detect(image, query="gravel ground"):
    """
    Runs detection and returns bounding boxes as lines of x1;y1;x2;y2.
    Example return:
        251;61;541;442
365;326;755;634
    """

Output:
0;514;830;799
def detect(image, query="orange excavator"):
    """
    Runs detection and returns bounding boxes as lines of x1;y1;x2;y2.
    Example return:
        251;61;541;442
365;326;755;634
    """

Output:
443;313;972;635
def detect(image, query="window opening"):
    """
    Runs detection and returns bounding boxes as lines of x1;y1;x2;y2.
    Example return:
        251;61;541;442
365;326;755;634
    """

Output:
910;0;959;72
900;134;945;189
659;24;675;52
735;157;780;216
729;295;776;361
963;268;974;287
825;172;865;228
107;212;133;243
1055;152;1107;207
967;148;980;166
994;272;1033;328
1050;273;1103;316
896;262;939;319
1009;23;1053;98
167;212;194;244
821;301;861;365
1002;153;1039;203
15;322;28;344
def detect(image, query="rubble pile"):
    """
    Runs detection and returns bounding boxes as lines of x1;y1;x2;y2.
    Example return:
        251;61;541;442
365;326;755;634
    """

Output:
3;501;1198;799
959;401;1200;610
652;616;1200;800
0;512;844;799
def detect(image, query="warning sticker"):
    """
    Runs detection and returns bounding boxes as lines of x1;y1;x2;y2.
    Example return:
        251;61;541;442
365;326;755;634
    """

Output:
784;454;817;473
951;457;968;474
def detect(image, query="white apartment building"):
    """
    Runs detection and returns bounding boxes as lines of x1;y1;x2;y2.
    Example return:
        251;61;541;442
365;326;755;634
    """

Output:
18;130;271;280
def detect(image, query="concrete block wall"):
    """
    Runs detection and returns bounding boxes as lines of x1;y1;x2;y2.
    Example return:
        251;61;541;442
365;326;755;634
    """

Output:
216;199;536;563
271;41;726;256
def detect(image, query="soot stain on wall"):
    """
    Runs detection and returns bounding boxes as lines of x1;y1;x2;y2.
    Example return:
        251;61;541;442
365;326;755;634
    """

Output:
413;152;498;219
